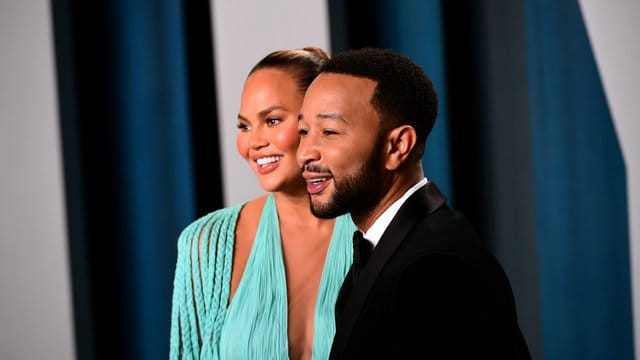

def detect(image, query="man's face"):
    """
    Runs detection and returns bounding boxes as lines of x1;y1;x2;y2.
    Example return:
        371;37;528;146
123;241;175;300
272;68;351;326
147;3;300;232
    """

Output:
297;73;387;218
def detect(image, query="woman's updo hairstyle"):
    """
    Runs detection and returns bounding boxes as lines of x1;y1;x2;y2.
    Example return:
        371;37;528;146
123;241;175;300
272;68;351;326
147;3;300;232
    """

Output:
249;46;330;93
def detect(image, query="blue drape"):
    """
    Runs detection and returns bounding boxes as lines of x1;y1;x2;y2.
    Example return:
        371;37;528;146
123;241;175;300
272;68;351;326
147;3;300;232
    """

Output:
524;0;633;358
375;0;453;200
112;0;195;357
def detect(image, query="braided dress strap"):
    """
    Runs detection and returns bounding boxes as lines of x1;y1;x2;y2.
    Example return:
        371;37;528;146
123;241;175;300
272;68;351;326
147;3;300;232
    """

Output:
170;205;242;359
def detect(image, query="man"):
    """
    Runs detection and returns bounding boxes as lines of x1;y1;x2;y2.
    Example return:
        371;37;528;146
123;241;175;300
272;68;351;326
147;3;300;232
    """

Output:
297;48;530;359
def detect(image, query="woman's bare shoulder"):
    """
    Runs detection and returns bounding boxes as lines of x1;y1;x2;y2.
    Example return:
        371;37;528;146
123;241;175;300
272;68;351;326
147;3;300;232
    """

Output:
237;194;268;230
235;194;270;250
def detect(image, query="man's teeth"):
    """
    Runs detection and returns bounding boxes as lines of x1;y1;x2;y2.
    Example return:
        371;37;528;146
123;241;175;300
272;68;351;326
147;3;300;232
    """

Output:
257;156;282;166
310;178;328;184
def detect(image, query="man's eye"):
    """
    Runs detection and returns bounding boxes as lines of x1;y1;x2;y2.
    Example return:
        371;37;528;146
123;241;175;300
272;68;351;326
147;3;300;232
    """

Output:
323;129;338;136
298;128;308;136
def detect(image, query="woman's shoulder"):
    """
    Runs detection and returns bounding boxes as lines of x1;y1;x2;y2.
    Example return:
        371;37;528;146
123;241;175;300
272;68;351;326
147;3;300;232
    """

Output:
177;194;269;244
176;203;245;250
234;194;269;244
237;194;268;222
183;204;242;232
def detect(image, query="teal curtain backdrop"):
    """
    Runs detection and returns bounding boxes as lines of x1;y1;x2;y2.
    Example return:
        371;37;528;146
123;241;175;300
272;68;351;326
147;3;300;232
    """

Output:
375;0;453;201
524;0;633;358
113;0;196;358
53;0;203;358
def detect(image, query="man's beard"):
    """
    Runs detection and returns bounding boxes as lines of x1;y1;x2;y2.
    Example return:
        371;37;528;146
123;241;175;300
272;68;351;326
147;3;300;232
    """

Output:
310;135;387;219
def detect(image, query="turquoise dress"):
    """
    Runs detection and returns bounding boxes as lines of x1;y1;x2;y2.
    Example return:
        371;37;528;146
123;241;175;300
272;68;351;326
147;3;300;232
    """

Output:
170;193;355;359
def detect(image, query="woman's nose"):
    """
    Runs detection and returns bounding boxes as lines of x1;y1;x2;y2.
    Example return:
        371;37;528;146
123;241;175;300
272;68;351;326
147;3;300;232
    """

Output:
249;128;268;149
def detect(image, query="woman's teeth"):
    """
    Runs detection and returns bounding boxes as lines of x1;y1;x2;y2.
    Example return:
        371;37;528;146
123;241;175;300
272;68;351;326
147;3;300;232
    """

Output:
257;156;283;166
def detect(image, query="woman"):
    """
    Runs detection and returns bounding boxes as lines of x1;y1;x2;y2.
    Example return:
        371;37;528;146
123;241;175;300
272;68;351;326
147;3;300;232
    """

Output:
170;47;355;360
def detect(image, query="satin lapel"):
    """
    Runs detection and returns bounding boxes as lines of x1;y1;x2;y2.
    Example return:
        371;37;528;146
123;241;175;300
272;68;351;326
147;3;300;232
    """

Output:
331;182;447;357
334;267;354;317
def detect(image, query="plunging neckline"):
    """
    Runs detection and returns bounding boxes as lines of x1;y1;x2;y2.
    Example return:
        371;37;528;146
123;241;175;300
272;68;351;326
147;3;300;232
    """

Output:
218;193;355;359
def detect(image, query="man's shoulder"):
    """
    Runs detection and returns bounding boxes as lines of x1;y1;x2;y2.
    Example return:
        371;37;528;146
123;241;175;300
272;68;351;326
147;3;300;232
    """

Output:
383;207;511;301
399;205;488;261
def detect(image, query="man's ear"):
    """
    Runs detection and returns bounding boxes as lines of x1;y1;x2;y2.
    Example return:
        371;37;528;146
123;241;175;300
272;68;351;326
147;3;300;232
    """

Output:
384;125;417;170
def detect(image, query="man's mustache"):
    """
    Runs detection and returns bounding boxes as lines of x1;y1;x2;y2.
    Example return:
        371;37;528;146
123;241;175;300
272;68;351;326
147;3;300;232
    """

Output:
301;164;331;174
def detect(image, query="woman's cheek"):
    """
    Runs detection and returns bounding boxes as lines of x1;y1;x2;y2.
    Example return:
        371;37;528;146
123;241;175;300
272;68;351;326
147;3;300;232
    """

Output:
275;122;301;152
236;134;250;161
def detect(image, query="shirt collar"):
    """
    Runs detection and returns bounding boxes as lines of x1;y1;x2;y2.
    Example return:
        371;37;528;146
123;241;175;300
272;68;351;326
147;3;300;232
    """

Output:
362;177;428;248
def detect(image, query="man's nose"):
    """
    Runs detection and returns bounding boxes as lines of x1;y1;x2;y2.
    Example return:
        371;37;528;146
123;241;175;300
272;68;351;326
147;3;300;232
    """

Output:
297;140;321;167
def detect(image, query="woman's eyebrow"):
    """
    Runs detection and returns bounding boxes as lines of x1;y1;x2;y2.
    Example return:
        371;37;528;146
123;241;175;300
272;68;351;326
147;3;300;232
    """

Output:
258;105;287;118
238;105;288;121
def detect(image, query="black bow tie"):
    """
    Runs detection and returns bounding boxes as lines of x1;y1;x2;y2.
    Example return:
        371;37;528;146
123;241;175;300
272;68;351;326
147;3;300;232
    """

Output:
352;230;373;284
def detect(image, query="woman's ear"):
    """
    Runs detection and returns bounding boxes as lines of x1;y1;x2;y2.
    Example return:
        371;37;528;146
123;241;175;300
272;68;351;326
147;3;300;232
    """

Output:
384;125;417;170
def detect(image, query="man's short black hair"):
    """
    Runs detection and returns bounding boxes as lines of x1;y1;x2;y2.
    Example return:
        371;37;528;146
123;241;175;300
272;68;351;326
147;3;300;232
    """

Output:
321;48;438;159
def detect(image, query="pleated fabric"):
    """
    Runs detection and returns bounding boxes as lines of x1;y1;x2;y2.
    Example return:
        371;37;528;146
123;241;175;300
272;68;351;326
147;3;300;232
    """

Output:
170;203;241;359
170;193;355;359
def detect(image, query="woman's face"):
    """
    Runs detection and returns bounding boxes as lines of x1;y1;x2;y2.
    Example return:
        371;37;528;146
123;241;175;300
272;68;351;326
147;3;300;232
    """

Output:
237;68;305;193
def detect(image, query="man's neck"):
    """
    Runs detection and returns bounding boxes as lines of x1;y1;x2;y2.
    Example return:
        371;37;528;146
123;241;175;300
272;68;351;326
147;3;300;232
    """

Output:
352;170;424;232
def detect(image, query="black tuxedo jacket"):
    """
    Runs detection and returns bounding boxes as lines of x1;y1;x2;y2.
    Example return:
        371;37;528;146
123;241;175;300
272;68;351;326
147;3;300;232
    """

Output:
329;182;530;359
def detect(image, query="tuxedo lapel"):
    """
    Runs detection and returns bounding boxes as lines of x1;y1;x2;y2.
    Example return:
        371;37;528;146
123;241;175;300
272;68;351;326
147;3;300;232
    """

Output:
331;182;447;357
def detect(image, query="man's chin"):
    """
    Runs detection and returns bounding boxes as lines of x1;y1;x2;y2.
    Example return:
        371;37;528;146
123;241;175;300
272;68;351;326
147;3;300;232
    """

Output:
310;200;347;219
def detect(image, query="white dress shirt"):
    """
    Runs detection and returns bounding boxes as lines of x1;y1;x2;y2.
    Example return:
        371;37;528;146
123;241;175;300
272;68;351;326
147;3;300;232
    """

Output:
361;177;429;248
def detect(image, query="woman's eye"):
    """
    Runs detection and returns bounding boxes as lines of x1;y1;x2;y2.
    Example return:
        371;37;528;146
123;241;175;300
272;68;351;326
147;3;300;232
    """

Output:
267;118;281;126
236;123;250;132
